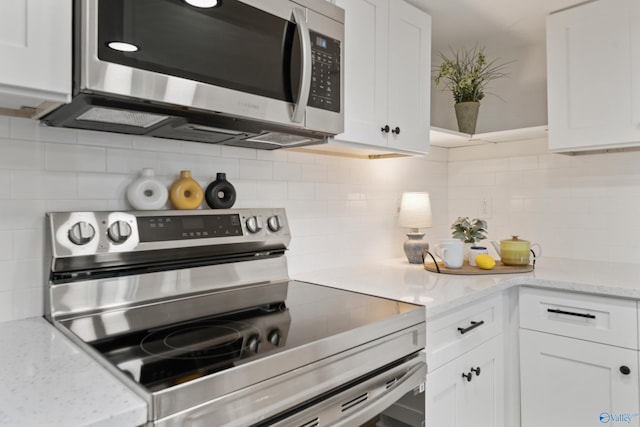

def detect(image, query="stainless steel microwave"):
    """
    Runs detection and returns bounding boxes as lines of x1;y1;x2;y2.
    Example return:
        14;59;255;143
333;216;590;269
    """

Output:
42;0;344;150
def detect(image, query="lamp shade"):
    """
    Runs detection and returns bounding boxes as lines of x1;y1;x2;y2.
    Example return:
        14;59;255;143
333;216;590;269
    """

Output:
399;192;432;229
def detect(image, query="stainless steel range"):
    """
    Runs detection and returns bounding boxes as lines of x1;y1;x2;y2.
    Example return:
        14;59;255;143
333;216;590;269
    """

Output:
44;209;426;426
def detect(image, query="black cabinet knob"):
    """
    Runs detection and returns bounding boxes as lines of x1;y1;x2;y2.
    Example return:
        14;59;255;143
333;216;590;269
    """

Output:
381;125;390;133
462;372;473;382
620;365;631;375
471;366;481;376
391;126;400;135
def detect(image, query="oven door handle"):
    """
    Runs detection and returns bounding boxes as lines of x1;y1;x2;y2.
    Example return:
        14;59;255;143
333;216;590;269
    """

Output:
332;361;427;427
290;8;312;124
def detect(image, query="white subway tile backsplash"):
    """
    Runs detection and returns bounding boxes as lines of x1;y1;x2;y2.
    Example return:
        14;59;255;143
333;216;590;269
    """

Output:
239;159;273;180
12;229;43;261
273;161;302;181
46;199;109;212
0;138;44;170
0;231;12;260
0;118;451;323
77;173;130;200
508;156;538;171
287;182;315;200
301;163;328;182
77;129;133;148
12;287;43;319
0;170;11;198
133;135;182;153
157;152;203;176
0;117;9;137
221;145;257;160
0;200;47;230
12;171;77;200
46;143;106;172
107;148;158;173
0;292;12;323
198;157;240;180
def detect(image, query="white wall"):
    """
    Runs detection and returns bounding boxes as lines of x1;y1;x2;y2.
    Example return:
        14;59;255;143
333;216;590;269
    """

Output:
0;117;449;322
448;138;640;263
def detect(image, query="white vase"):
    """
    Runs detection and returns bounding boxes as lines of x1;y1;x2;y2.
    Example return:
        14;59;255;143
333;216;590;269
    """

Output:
126;168;168;210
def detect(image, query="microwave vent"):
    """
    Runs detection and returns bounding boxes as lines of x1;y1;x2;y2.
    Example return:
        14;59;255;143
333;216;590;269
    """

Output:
77;106;170;128
246;132;321;147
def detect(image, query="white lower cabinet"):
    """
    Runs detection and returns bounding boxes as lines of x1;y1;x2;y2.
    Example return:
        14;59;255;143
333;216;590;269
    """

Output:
519;287;640;427
520;329;640;427
426;334;505;427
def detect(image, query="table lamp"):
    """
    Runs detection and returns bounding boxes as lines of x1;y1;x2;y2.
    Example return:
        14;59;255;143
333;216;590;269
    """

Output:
398;192;432;264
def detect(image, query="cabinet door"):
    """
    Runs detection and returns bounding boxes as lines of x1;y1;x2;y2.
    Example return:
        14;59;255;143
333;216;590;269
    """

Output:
387;0;430;153
427;335;505;427
334;0;389;147
0;0;71;110
520;329;640;427
547;0;640;151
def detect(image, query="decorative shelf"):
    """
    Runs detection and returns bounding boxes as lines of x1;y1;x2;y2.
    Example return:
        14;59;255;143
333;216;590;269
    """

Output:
430;125;548;148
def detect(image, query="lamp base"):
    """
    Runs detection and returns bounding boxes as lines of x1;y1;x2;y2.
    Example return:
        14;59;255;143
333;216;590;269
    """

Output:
403;232;429;264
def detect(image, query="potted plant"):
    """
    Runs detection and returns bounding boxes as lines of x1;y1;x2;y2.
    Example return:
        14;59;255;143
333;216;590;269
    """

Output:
451;216;488;243
434;46;509;134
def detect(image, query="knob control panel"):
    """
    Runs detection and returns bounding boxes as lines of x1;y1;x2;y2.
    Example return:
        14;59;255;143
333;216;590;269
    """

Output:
68;222;95;245
107;221;133;243
245;216;263;234
267;215;282;232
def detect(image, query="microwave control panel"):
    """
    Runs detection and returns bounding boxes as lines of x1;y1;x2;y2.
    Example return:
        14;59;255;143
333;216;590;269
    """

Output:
309;31;341;113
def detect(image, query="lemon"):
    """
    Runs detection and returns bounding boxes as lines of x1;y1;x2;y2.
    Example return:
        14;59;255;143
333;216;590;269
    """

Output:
475;254;496;270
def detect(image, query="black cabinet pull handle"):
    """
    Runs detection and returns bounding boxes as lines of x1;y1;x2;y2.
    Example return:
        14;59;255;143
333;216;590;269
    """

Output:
547;308;596;319
462;372;473;382
391;126;400;135
471;367;481;376
620;366;631;375
458;320;485;335
381;125;390;133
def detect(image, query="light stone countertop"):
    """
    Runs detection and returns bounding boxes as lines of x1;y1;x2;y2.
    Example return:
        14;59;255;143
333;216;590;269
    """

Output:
0;317;147;427
293;257;640;318
3;256;640;426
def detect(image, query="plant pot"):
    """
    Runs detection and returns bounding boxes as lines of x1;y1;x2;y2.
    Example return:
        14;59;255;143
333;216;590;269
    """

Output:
454;101;480;134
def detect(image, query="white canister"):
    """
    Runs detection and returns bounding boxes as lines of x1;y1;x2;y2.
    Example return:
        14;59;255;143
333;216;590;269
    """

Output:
468;246;489;267
126;168;168;210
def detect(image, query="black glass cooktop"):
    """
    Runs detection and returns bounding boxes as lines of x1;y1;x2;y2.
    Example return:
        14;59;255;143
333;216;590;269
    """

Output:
83;281;423;392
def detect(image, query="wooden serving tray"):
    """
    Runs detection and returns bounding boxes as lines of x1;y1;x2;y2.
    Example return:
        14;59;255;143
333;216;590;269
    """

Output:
423;259;534;275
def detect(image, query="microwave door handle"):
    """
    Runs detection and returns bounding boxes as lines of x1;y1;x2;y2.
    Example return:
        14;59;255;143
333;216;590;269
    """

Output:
290;8;312;123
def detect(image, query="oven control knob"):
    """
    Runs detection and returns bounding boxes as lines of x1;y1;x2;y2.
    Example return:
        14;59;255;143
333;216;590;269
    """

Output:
267;215;282;232
107;221;132;243
247;335;260;353
68;222;95;245
245;216;263;234
268;329;281;346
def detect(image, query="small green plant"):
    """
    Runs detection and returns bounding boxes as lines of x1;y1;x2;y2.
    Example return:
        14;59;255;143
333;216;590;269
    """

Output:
434;46;509;104
451;217;488;243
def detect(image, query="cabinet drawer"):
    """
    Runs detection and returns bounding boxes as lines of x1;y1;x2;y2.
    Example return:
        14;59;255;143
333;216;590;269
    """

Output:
427;293;504;371
519;287;638;349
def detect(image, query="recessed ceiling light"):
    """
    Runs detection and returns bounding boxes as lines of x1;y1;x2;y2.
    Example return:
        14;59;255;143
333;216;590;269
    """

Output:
107;41;139;52
184;0;219;8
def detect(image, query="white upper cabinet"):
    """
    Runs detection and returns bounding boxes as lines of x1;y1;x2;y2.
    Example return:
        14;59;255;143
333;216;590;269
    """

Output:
0;0;71;118
546;0;640;152
333;0;431;154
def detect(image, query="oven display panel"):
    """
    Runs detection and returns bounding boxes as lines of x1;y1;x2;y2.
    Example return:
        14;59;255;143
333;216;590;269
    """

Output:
137;214;243;242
